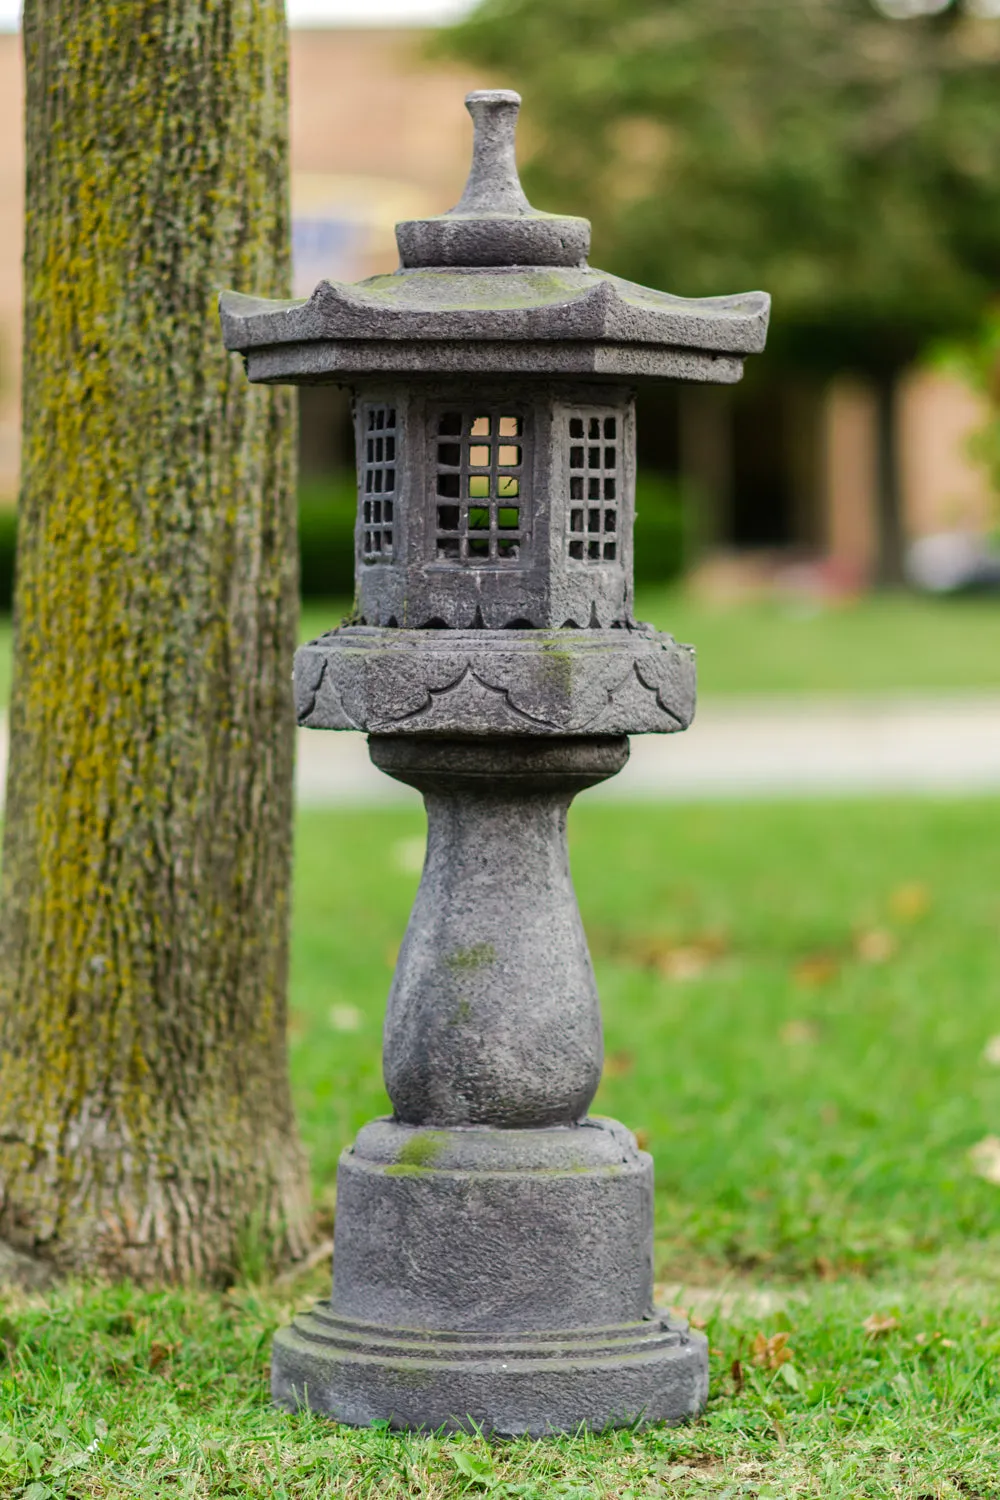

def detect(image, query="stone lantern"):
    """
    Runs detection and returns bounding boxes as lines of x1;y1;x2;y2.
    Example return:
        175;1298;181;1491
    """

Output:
221;90;768;1435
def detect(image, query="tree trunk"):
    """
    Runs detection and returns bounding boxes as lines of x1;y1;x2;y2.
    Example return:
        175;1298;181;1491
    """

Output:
873;370;906;589
0;2;312;1282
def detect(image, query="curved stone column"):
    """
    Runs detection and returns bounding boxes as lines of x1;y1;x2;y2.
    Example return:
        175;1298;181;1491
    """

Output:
271;735;709;1433
374;736;624;1129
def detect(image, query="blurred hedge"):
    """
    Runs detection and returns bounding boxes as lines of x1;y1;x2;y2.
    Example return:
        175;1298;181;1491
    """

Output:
0;507;14;611
0;474;685;612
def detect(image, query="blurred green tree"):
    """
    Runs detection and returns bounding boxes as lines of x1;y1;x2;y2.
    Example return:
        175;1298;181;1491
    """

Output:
441;0;1000;580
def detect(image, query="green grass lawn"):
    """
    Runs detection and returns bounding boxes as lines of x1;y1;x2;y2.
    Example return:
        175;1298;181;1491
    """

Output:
4;797;1000;1497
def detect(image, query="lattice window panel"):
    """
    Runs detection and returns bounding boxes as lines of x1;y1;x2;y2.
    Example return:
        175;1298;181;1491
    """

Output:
360;405;397;561
567;412;619;563
434;409;528;564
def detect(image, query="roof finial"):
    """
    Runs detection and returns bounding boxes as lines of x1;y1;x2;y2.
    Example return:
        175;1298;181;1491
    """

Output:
393;88;591;267
453;90;532;217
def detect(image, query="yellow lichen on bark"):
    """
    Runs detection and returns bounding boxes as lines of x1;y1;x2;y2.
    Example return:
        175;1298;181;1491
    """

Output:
0;1;311;1280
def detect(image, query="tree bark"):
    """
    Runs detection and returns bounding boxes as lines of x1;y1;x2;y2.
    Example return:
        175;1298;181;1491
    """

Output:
0;1;311;1281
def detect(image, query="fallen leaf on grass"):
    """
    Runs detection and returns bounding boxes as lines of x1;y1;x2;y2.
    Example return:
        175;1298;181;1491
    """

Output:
982;1035;1000;1066
780;1018;818;1046
633;1127;650;1151
862;1313;899;1338
392;836;426;875
889;882;931;921
593;928;727;981
603;1050;634;1079
328;1004;362;1033
148;1342;175;1370
792;954;839;988
751;1331;793;1369
855;928;897;964
731;1357;744;1392
969;1135;1000;1185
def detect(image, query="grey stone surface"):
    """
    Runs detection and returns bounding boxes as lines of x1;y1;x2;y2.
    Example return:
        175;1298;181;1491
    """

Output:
270;738;710;1431
333;1117;655;1330
273;1310;708;1436
219;83;772;1434
219;275;768;363
295;627;695;735
218;89;768;382
372;738;623;1128
341;378;639;633
272;1115;708;1433
396;90;591;270
236;338;747;385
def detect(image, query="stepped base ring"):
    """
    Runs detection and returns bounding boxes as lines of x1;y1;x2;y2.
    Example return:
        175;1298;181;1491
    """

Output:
272;1305;708;1435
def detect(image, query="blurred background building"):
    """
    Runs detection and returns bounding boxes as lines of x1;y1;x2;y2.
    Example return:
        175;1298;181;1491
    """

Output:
0;21;992;593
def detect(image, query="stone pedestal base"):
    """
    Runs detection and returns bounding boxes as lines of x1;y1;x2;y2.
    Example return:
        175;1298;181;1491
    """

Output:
272;737;708;1433
272;1119;708;1434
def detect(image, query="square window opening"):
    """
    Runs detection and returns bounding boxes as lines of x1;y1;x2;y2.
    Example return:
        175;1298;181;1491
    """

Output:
569;539;584;560
439;412;462;436
570;509;583;532
603;541;616;561
468;506;491;531
471;416;491;437
437;505;460;531
498;506;520;530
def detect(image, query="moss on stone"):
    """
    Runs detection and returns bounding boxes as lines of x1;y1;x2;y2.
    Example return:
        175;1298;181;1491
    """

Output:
444;942;497;972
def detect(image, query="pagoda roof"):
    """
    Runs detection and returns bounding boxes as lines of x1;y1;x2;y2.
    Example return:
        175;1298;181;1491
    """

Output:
220;90;769;386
